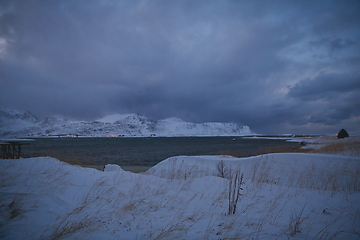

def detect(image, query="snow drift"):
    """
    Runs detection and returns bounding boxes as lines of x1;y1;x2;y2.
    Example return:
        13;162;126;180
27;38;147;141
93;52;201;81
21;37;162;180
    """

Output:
1;153;359;239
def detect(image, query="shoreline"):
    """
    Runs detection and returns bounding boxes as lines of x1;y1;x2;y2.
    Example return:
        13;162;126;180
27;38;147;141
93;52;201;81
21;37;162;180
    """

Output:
26;135;360;173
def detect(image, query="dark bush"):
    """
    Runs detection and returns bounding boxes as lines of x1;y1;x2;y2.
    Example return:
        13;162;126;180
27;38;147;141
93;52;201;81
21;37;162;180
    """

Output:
337;129;349;138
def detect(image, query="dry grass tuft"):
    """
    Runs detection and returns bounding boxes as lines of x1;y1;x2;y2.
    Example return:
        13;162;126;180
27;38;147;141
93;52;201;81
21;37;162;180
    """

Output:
227;170;244;215
250;156;274;187
49;218;101;240
288;204;308;237
312;138;360;157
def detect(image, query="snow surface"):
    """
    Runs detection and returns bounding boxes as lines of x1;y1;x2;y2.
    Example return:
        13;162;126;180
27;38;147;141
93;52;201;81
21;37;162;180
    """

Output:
1;152;359;239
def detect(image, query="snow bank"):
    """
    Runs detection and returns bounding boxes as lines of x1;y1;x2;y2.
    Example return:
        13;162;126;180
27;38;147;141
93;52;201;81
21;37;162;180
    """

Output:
147;153;360;184
1;153;359;239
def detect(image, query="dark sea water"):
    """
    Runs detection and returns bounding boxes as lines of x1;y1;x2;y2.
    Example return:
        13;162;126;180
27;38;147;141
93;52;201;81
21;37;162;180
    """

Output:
22;137;302;171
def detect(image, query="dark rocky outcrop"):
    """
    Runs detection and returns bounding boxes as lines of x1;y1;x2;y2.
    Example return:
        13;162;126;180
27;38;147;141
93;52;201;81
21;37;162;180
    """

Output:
337;129;349;138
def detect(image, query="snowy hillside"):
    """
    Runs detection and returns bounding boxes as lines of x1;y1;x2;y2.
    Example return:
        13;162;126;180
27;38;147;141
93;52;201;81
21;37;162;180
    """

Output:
0;107;255;137
1;153;359;239
0;107;40;136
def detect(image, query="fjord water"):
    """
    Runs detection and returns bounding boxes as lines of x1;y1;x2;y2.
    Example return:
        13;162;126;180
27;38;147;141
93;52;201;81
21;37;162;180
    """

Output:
23;137;301;171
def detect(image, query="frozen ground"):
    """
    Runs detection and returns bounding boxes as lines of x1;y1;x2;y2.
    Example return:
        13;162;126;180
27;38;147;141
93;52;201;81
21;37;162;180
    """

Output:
0;138;359;239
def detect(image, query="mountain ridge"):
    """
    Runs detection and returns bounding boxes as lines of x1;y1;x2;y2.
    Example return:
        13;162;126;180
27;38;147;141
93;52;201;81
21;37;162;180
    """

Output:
0;107;255;137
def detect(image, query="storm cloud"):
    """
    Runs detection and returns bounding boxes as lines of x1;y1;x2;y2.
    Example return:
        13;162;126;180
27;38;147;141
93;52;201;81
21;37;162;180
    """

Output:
1;0;360;134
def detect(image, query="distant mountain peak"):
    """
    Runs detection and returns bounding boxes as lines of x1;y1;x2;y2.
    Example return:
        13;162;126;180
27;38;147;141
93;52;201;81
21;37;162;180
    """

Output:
0;107;256;137
161;117;185;123
96;114;126;123
0;106;38;122
96;113;148;124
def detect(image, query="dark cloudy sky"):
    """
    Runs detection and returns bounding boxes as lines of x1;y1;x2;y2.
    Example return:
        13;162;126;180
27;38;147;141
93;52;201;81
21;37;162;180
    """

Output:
1;0;359;135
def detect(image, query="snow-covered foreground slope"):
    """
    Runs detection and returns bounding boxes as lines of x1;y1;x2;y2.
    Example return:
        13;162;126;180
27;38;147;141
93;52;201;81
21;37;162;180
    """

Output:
1;153;359;239
0;106;254;137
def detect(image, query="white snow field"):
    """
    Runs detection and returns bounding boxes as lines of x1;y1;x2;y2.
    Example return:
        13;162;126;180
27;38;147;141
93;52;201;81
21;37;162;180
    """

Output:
1;152;360;239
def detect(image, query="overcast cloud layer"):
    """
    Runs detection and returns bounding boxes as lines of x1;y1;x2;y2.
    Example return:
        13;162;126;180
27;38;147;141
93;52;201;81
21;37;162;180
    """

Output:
1;0;359;134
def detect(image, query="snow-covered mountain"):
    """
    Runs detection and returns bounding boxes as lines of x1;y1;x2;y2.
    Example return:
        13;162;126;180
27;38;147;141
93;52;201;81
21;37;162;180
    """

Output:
0;107;40;137
0;107;255;137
